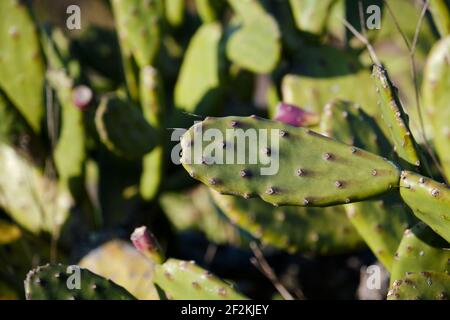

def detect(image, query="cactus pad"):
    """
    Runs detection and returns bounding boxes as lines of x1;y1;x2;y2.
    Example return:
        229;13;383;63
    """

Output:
391;222;450;285
0;0;44;132
400;171;450;243
79;240;159;300
372;64;421;167
111;0;162;67
174;23;223;114
387;272;450;300
423;36;450;180
0;144;72;234
288;0;335;34
95;95;157;159
154;258;248;300
211;191;363;254
226;0;281;73
180;116;401;207
25;263;136;300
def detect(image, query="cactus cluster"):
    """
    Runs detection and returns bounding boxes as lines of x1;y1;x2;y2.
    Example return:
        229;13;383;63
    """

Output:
0;0;449;300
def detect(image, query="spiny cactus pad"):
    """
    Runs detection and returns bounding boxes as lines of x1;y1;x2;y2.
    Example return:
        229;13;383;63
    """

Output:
320;100;411;270
95;95;157;159
391;222;450;285
154;259;248;300
0;0;44;132
387;272;450;300
174;23;222;114
372;64;421;167
181;116;401;207
423;36;450;180
111;0;161;67
400;171;450;243
78;240;159;300
211;191;363;255
226;0;281;73
25;263;136;300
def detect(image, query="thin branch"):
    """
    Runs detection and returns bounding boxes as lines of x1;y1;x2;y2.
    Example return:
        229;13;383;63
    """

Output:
383;0;447;182
341;18;381;66
249;242;299;300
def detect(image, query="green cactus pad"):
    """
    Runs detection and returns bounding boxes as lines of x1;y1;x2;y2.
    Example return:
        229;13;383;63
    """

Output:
180;116;401;207
95;95;157;159
400;171;450;243
154;258;248;300
195;0;224;23
320;100;412;270
211;191;363;255
372;64;421;167
160;186;245;246
47;70;86;194
25;263;136;300
281;47;378;117
429;0;450;37
423;36;450;180
111;0;162;67
226;0;281;73
165;0;184;27
391;222;450;285
288;0;335;34
0;0;44;132
79;240;159;300
0;144;72;234
174;23;223;114
387;272;450;300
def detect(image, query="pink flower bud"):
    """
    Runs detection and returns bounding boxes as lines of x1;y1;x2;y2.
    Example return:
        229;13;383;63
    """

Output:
274;102;319;127
72;85;93;111
130;226;155;252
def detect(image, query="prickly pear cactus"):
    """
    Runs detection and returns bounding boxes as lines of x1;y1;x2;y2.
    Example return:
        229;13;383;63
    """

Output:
400;171;450;243
174;23;223;114
0;0;44;133
387;272;450;300
281;47;378;117
391;222;450;285
0;144;72;234
226;0;281;73
211;191;364;255
95;95;157;159
423;36;450;180
47;70;86;194
288;0;335;34
111;0;162;68
180;116;400;207
320;100;413;270
79;240;159;300
25;264;136;300
372;65;421;168
154;259;248;300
